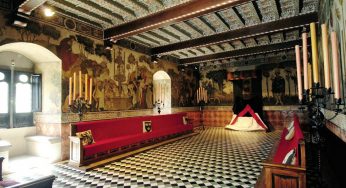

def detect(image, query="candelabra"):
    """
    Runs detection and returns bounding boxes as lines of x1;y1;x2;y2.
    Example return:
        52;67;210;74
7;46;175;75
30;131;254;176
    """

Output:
300;83;344;186
69;97;90;121
301;83;344;143
153;100;164;114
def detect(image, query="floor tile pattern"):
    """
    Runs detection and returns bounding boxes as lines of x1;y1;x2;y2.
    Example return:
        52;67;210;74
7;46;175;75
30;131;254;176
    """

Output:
51;128;280;188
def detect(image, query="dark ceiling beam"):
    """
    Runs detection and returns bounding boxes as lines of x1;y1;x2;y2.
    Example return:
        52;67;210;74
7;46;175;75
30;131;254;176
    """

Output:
207;46;215;53
232;7;246;25
239;39;246;47
228;42;235;49
299;0;304;13
184;21;204;36
215;12;230;29
188;50;197;56
180;39;306;64
199;17;216;33
147;31;170;43
128;37;152;47
253;37;259;45
268;34;272;43
179;51;189;57
197;48;205;54
152;12;317;54
218;44;225;51
252;1;262;22
159;28;181;40
104;0;251;39
274;0;282;17
137;34;161;45
171;24;191;39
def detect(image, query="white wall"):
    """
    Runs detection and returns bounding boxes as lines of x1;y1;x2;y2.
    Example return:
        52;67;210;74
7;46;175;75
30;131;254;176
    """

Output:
0;127;36;157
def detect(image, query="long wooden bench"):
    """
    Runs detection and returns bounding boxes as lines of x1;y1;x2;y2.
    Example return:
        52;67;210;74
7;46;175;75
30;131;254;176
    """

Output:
256;115;306;188
69;113;193;166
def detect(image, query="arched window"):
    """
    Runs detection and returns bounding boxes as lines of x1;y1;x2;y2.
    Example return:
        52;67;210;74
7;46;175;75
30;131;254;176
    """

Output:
0;69;41;128
0;71;9;113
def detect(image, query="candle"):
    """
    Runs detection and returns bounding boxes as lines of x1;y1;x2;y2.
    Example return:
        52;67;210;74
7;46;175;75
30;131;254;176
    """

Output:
197;87;201;102
310;22;319;84
295;45;303;100
89;78;93;104
308;63;312;90
197;88;199;102
69;77;72;105
79;71;82;97
302;33;309;90
331;32;341;99
321;24;331;89
73;72;76;100
85;74;88;100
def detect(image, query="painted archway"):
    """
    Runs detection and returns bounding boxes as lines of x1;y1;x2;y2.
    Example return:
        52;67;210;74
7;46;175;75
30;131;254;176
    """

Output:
153;70;171;113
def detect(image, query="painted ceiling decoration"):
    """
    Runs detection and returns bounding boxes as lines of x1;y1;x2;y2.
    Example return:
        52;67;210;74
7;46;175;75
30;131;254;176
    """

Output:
11;0;319;65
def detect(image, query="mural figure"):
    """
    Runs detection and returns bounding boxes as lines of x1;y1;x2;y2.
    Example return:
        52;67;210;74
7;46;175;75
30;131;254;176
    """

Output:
271;69;285;105
146;84;153;108
94;80;105;111
57;36;79;71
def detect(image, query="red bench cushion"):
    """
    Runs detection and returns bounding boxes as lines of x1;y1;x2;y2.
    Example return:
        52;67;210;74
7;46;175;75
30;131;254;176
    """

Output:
273;114;304;165
73;113;193;157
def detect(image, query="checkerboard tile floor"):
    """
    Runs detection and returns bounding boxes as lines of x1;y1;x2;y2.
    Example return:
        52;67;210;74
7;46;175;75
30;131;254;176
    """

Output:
51;128;281;187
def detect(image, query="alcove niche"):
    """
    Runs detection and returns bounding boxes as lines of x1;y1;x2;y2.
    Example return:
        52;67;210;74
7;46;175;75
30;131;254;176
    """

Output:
153;70;171;113
0;42;62;160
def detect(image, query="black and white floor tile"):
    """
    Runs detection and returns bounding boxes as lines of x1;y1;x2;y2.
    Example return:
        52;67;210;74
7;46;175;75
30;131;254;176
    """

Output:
7;128;284;187
54;128;280;187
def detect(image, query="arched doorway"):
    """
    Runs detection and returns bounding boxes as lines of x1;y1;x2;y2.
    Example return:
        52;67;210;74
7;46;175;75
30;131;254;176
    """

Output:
153;70;171;113
0;42;62;170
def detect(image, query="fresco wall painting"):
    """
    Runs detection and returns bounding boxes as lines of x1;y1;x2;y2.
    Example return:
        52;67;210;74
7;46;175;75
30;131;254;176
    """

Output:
0;13;198;113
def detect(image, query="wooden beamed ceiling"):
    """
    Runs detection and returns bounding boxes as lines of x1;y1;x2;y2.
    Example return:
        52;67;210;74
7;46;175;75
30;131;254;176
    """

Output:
180;38;311;64
104;0;251;40
152;12;317;54
34;0;319;65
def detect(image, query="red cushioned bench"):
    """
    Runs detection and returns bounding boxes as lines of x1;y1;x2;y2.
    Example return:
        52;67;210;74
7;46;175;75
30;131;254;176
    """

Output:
256;114;306;188
69;113;193;166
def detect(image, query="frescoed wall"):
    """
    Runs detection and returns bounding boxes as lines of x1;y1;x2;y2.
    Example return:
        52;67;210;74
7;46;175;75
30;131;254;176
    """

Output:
199;54;299;106
319;0;346;102
260;62;299;106
0;12;198;113
199;69;234;106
